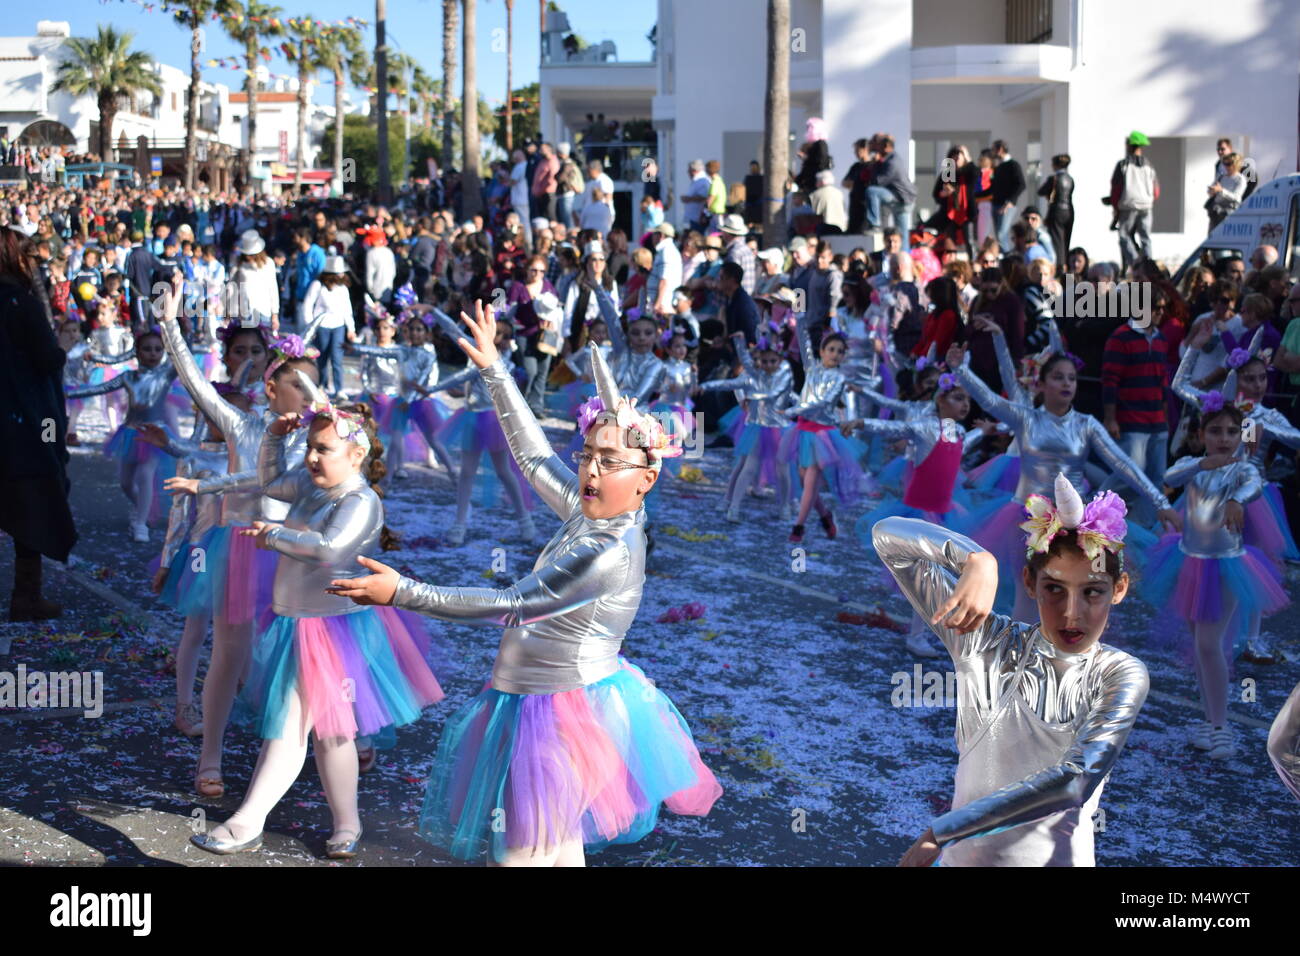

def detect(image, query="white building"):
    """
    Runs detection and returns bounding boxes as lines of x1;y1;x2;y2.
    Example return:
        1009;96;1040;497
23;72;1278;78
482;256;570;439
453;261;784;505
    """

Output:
540;0;1300;265
223;68;337;192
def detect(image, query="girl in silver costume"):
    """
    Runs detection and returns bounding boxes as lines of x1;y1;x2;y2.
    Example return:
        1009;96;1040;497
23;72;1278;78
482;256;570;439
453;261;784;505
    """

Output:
85;307;135;433
944;342;1181;621
647;331;698;479
56;317;89;446
191;402;444;858
1268;682;1300;804
778;308;867;544
1143;400;1289;760
329;303;722;866
354;309;402;480
697;330;795;523
66;326;178;542
428;309;534;547
1172;329;1300;664
875;474;1148;867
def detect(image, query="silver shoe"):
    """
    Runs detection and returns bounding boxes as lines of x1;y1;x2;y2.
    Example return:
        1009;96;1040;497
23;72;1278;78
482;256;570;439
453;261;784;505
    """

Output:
324;826;363;859
191;828;263;855
905;631;942;659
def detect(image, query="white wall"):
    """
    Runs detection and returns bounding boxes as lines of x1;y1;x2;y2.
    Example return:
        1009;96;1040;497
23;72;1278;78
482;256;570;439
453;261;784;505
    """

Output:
912;0;1005;47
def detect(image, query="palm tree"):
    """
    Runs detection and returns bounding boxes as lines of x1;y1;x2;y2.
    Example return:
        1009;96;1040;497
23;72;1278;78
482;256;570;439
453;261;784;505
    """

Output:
375;0;390;203
315;25;367;197
283;19;327;192
762;0;790;247
461;0;482;217
219;0;285;192
441;0;458;173
412;66;437;131
50;26;162;162
504;0;514;152
170;1;219;190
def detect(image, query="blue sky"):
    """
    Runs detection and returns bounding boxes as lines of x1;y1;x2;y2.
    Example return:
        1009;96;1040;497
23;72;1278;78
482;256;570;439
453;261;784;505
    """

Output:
44;0;655;107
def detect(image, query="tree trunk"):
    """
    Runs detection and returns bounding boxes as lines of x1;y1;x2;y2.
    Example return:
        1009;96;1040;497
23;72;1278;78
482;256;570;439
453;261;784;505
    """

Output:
505;0;514;152
295;56;308;191
246;40;259;194
333;64;345;196
441;0;457;173
461;0;482;218
376;0;391;204
98;94;116;162
762;0;791;248
185;24;200;190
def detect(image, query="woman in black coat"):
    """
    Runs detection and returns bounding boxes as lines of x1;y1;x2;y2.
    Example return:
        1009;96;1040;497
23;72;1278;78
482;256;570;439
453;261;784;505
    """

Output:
0;228;76;620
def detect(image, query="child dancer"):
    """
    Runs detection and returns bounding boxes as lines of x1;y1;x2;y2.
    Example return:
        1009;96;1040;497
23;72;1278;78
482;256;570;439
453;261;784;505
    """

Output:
354;310;402;480
875;474;1148;867
1268;681;1300;803
846;372;991;657
429;309;533;546
558;316;612;418
191;401;444;857
348;312;457;481
697;330;794;521
86;300;134;433
945;342;1180;619
595;286;664;404
57;318;89;447
778;308;866;544
850;360;941;496
329;305;721;866
648;331;697;478
1172;331;1300;663
1143;399;1289;759
66;327;178;542
159;291;320;798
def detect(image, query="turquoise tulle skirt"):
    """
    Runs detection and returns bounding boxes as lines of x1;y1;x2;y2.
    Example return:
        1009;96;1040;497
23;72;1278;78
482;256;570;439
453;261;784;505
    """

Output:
418;658;722;863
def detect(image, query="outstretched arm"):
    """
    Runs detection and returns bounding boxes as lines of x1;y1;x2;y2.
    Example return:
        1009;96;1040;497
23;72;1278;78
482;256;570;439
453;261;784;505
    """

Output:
157;277;244;439
261;488;378;566
66;375;126;399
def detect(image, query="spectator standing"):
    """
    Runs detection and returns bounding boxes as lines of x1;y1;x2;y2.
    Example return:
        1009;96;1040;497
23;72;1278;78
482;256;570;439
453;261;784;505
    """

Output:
531;142;560;224
292;227;325;333
810;170;848;235
1108;132;1159;272
646;223;683;319
1206;152;1247;233
555;143;583;229
681;159;710;231
979;139;1025;254
720;215;757;294
508;149;532;246
1037;154;1075;266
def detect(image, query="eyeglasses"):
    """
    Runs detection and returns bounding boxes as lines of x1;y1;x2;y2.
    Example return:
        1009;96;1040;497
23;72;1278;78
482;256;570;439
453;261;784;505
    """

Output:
527;268;545;274
571;450;649;474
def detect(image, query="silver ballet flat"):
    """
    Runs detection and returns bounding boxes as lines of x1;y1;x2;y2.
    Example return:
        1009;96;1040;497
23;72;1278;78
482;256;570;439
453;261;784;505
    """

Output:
324;826;363;860
190;829;263;855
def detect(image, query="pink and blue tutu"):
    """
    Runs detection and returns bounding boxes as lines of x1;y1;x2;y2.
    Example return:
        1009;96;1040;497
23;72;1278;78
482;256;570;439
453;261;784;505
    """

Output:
235;605;445;743
1143;534;1290;660
1244;483;1299;563
103;424;178;523
734;422;790;491
418;657;722;863
441;407;535;511
385;395;453;464
650;401;696;478
777;421;868;506
966;452;1021;497
183;524;278;626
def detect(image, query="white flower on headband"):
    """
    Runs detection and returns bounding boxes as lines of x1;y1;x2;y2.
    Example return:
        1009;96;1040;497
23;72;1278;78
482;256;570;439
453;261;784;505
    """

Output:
301;401;371;454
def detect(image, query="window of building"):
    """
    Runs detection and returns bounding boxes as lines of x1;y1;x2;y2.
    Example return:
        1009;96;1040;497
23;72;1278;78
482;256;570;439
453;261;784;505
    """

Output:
1144;137;1185;234
171;92;177;112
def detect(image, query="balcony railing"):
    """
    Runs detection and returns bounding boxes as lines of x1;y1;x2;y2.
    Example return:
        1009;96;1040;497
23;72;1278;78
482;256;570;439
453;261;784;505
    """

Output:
1006;0;1052;43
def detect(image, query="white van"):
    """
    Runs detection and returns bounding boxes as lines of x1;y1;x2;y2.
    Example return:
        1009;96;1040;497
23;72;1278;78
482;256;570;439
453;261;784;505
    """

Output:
1173;173;1300;283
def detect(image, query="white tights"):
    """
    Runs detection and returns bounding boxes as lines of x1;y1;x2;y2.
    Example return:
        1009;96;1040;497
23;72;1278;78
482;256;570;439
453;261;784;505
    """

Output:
213;686;361;843
455;447;525;526
723;449;791;513
1192;593;1239;727
119;456;158;528
490;839;586;868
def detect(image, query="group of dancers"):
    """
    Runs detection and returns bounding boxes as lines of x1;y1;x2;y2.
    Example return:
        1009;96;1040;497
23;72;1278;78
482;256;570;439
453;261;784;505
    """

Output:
57;267;1300;865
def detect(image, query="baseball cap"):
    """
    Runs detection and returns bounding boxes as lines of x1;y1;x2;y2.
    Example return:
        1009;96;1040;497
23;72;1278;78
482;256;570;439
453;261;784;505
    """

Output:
654;223;676;238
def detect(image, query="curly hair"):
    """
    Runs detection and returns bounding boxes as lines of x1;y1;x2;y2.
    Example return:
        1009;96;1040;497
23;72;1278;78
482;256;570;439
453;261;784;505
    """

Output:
336;402;401;551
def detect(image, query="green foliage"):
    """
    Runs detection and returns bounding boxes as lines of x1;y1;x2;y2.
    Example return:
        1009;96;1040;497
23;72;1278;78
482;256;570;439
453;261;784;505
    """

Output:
50;25;162;102
491;82;539;152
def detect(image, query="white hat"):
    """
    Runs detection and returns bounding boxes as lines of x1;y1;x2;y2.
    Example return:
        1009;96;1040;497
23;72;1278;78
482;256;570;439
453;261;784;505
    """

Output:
758;248;785;268
557;142;571;156
720;214;747;236
236;230;265;255
531;216;550;233
532;291;564;326
322;255;347;275
584;240;605;258
653;222;676;238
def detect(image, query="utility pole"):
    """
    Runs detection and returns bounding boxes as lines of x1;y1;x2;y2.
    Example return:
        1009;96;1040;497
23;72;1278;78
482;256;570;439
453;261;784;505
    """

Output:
376;0;391;203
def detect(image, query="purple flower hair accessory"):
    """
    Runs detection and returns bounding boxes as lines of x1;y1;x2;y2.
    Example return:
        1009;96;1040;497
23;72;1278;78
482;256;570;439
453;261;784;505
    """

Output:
575;396;605;435
1227;348;1251;369
1201;390;1226;413
937;372;958;393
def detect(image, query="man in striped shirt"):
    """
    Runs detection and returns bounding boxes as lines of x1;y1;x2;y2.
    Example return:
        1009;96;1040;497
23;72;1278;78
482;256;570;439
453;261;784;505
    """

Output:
1100;287;1172;527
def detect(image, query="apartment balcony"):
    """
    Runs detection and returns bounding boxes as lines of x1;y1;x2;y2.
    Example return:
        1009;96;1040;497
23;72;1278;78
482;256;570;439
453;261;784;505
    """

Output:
910;42;1072;85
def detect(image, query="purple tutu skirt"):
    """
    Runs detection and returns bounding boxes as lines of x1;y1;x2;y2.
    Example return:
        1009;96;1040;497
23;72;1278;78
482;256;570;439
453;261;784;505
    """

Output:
1244;483;1299;563
735;422;789;490
103;425;178;523
418;658;722;863
966;453;1021;497
442;407;535;511
777;425;868;506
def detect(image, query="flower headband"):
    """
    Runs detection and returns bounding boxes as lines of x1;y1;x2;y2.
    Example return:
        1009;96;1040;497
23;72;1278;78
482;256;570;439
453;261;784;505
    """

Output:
1020;472;1127;563
575;347;683;470
937;372;959;393
264;334;320;382
300;401;371;453
217;319;272;346
1227;347;1251;369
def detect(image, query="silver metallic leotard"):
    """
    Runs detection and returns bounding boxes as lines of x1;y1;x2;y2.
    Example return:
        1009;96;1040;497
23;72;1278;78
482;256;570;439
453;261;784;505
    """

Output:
391;357;647;695
873;516;1149;866
784;309;847;426
699;348;793;429
1164;457;1262;559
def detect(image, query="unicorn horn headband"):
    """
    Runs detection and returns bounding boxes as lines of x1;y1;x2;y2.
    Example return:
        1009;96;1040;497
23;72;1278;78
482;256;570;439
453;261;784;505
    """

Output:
575;345;682;471
1020;472;1128;563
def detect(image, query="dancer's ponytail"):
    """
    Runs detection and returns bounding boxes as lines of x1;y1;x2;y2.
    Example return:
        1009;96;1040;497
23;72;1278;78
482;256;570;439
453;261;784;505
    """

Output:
339;402;402;551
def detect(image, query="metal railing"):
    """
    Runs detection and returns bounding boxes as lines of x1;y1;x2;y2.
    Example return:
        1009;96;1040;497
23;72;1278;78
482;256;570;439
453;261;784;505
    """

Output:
1006;0;1052;44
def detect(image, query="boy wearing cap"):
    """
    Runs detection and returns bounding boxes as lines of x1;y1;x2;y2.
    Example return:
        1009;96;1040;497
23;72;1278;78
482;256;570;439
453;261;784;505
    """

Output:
1108;132;1159;271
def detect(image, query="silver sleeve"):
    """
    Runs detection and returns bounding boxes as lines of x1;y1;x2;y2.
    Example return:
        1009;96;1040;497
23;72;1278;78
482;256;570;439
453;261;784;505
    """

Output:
1267;680;1300;804
1230;462;1264;505
963;426;985;454
159;313;242;439
1083;416;1172;512
850;417;913;439
1164;456;1202;488
480;358;579;517
932;654;1149;847
1171;342;1205;409
88;348;136;365
954;360;1024;430
66;377;125;399
391;533;627;626
594;285;625;354
794;309;816;369
158;459;194;569
1260;409;1300;451
699;374;749;393
349;342;403;358
257;429;300;504
429;364;476;393
992;330;1027;406
870;516;1004;660
631;360;663;405
197;468;257;496
263;490;379;566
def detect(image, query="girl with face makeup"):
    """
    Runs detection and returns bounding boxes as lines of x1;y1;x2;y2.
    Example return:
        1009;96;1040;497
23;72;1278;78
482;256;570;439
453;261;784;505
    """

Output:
1171;333;1300;664
697;330;795;522
945;342;1181;621
778;308;867;544
66;327;179;542
190;402;444;857
328;303;722;867
844;374;994;657
1144;401;1289;759
875;474;1149;867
